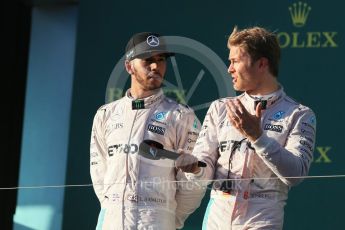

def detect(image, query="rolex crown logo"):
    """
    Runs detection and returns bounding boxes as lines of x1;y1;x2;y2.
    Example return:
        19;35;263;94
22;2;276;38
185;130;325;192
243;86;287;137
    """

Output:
289;2;311;27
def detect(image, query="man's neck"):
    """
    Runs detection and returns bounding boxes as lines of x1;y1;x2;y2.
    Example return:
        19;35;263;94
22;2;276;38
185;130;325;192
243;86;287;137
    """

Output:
247;76;279;96
129;86;157;99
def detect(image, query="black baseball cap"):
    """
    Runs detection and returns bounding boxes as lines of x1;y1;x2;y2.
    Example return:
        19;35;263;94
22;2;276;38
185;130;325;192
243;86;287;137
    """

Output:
125;32;174;61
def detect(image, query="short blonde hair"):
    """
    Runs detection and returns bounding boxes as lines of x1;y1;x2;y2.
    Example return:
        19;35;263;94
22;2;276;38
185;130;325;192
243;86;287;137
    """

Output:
228;26;281;77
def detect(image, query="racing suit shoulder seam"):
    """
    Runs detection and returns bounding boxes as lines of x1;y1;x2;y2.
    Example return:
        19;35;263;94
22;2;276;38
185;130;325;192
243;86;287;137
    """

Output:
283;95;315;114
283;95;301;106
97;96;125;112
163;97;196;115
283;97;315;118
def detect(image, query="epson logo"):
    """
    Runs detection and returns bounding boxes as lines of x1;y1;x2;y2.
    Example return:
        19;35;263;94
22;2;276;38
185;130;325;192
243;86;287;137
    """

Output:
148;124;165;135
264;124;283;133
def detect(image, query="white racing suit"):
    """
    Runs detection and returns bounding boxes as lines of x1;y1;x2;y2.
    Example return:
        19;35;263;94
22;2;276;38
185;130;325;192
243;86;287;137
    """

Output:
90;89;205;230
189;87;316;230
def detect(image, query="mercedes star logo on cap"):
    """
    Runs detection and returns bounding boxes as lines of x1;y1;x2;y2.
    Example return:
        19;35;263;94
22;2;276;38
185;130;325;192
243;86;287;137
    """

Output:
147;35;160;47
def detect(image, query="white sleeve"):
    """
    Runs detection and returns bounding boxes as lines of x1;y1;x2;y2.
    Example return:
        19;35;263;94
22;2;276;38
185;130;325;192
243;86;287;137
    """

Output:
90;108;108;205
174;108;207;229
253;108;316;186
190;101;220;182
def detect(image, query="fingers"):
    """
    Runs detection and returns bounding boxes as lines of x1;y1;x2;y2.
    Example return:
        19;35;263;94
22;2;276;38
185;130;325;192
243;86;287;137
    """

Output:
225;98;263;141
226;100;246;128
226;100;239;119
234;99;247;115
226;107;238;130
175;154;200;174
255;102;263;118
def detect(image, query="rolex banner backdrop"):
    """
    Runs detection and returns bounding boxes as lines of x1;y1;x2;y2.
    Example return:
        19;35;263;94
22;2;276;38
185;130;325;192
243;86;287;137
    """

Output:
63;0;344;229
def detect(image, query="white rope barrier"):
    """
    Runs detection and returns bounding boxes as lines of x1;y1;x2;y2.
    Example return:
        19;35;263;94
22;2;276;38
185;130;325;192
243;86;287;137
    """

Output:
1;174;345;190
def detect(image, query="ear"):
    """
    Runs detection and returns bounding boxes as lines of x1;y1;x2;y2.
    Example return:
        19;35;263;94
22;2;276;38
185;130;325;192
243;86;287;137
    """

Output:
258;57;269;71
259;57;268;68
125;60;134;75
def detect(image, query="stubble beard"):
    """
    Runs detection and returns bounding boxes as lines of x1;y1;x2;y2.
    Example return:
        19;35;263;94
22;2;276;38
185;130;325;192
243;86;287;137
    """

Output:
134;70;162;91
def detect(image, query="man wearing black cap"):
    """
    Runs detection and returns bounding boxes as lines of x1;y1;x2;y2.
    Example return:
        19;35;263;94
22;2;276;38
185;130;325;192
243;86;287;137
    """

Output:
90;32;205;229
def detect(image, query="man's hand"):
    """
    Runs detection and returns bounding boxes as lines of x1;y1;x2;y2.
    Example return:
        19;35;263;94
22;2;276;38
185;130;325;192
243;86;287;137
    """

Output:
226;99;263;142
175;154;201;174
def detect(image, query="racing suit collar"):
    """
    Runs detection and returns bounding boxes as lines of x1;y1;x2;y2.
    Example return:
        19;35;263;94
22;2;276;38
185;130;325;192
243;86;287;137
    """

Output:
244;86;285;110
126;88;164;110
